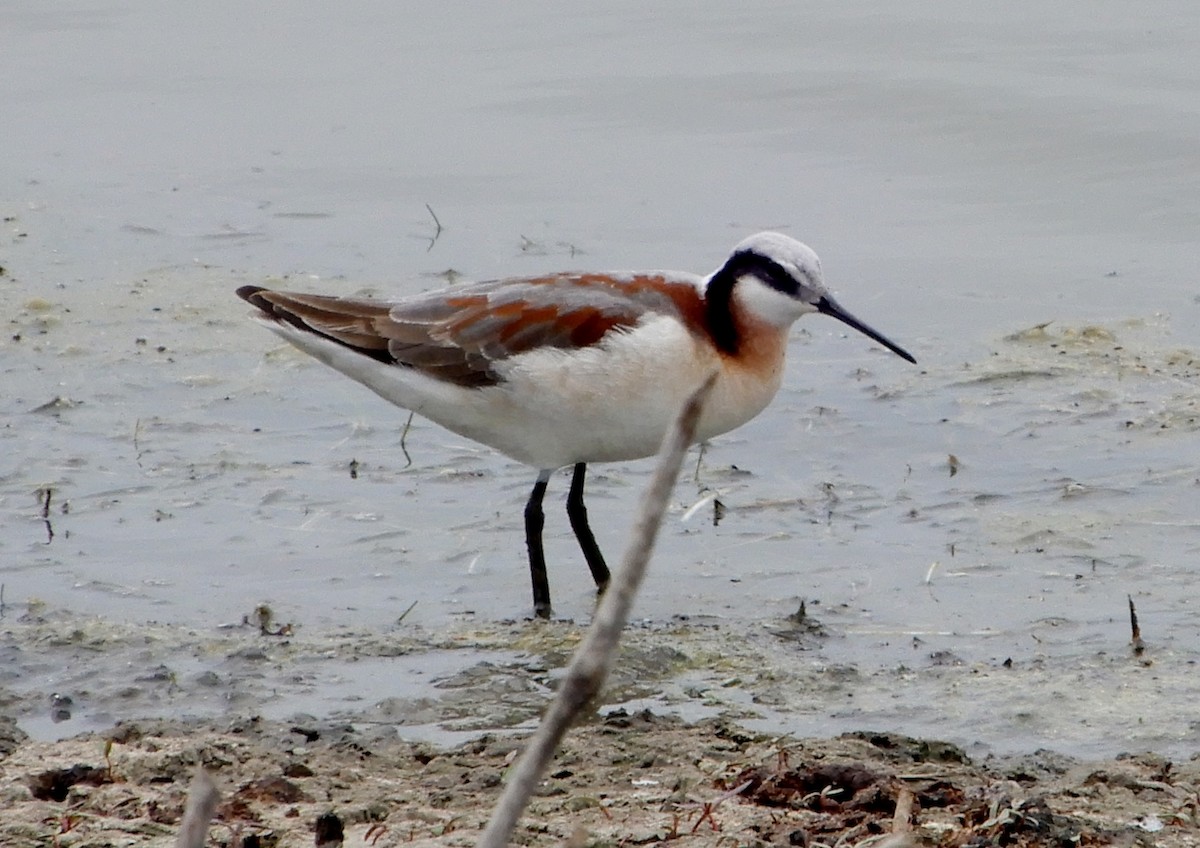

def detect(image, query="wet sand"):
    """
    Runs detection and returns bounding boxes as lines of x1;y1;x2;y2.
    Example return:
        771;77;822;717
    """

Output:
5;277;1199;757
2;701;1195;846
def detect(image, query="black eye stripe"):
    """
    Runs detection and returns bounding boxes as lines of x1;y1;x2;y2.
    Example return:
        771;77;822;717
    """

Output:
726;250;804;294
704;249;808;354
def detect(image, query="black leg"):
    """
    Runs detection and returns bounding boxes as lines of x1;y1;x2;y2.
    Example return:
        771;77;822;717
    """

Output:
567;463;611;594
525;472;552;619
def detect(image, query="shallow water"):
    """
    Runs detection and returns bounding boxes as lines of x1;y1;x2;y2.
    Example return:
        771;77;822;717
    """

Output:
3;1;1199;757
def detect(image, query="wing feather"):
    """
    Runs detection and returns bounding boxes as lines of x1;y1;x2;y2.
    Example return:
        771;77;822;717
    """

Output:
238;272;704;388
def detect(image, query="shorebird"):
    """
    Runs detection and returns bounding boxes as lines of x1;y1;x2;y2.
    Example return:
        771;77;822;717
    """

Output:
238;232;915;618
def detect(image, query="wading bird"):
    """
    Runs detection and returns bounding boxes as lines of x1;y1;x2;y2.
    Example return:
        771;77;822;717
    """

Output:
238;232;915;617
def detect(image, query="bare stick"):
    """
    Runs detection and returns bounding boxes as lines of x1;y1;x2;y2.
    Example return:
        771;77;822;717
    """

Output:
400;411;414;469
1128;595;1145;655
476;373;716;848
892;787;914;833
174;768;220;848
134;418;144;468
396;599;418;625
425;204;444;252
40;487;55;545
692;440;707;484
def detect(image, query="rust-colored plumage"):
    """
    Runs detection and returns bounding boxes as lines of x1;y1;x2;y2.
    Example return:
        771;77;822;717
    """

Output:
239;272;715;389
237;232;915;618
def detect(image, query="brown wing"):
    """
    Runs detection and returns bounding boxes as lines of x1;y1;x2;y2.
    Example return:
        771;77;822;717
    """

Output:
237;273;704;388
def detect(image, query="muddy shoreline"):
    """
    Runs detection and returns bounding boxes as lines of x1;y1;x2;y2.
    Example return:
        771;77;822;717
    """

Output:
2;709;1194;847
1;608;1196;846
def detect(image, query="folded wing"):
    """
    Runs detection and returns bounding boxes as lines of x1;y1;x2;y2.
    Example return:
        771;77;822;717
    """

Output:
238;273;698;388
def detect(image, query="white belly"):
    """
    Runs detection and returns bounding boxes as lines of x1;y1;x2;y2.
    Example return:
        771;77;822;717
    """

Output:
264;314;785;470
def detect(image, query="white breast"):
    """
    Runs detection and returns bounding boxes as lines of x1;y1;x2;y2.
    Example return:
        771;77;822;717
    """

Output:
260;311;786;470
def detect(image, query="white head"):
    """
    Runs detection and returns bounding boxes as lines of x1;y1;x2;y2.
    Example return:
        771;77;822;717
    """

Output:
707;231;915;363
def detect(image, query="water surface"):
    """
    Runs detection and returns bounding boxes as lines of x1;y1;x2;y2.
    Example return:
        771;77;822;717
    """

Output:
3;1;1198;757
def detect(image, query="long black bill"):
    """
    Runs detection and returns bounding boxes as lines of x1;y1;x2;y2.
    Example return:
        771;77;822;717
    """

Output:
817;296;916;364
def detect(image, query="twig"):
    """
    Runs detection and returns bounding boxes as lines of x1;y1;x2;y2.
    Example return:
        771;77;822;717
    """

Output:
892;787;914;833
134;418;144;468
692;441;708;484
1129;595;1145;655
396;599;418;625
400;411;414;468
682;778;754;833
425;204;443;252
40;487;55;545
681;490;719;523
174;769;220;848
475;373;717;848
